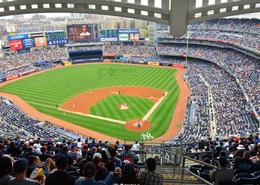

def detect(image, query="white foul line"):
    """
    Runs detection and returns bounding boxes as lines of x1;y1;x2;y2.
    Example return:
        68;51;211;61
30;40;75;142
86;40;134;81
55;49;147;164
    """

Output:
142;92;168;120
59;108;126;124
86;114;126;124
59;92;168;124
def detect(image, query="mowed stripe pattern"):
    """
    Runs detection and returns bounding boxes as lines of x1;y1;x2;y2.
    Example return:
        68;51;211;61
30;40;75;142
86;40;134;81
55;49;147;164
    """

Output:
0;64;179;141
90;94;154;121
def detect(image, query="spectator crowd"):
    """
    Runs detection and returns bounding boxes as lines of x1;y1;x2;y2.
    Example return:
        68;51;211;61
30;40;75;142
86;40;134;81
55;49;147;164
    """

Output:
186;134;260;185
0;137;163;185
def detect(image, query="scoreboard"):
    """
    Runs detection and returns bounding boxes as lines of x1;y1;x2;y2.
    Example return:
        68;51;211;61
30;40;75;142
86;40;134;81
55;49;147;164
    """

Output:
7;30;68;51
46;31;68;45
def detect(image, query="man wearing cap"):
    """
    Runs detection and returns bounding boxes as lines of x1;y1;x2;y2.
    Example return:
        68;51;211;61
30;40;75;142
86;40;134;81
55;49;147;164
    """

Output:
74;162;115;185
8;159;41;185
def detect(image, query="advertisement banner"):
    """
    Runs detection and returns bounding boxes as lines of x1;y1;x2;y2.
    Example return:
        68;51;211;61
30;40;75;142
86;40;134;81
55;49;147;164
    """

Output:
129;33;139;41
119;34;129;41
46;31;68;45
48;39;68;45
9;40;23;51
100;38;118;42
34;37;47;47
118;29;140;42
8;34;28;41
23;38;35;49
28;32;46;38
67;24;100;42
100;29;118;42
148;62;160;66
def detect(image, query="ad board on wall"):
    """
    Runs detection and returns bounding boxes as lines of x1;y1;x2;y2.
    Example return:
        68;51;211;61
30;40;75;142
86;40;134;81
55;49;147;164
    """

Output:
118;29;140;42
34;37;47;47
9;40;23;51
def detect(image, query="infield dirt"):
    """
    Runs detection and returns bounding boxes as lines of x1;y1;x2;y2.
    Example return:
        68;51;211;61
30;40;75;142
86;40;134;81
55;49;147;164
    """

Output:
0;64;190;142
60;86;165;115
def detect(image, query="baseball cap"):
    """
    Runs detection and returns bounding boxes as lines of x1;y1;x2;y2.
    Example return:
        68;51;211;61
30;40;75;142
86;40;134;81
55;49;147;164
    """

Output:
93;153;102;159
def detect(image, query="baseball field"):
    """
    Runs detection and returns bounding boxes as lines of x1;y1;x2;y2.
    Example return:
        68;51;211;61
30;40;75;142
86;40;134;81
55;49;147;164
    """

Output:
0;64;189;141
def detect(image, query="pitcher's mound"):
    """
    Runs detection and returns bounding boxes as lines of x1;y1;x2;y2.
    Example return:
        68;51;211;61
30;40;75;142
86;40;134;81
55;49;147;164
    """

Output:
125;119;151;132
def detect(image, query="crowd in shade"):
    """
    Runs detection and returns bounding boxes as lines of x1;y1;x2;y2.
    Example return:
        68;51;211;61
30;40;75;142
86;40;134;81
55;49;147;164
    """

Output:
186;18;260;51
157;44;260;116
0;137;163;185
185;134;260;185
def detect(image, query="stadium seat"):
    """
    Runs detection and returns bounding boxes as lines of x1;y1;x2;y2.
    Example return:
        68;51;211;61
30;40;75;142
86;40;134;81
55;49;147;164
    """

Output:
189;165;203;175
234;173;254;179
253;171;260;177
234;176;260;185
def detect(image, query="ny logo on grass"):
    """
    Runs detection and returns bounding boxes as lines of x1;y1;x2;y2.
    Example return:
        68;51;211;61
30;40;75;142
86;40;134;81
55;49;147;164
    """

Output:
141;132;154;140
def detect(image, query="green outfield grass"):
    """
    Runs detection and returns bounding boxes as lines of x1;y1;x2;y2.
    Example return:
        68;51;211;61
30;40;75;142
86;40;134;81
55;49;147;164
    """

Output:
0;64;179;141
90;94;154;121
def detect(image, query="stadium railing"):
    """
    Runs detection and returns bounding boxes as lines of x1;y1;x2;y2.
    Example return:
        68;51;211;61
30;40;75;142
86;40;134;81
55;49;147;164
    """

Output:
180;154;217;185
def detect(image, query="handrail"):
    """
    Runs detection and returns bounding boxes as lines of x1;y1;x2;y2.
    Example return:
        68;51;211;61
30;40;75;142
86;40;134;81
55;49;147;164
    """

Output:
183;156;218;169
181;155;218;185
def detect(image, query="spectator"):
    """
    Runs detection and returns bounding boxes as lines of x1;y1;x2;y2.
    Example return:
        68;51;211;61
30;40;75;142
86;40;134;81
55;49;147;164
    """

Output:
106;148;122;171
118;163;140;184
234;151;255;173
251;151;260;171
120;145;138;164
210;157;234;185
74;161;114;185
140;157;163;185
131;141;141;151
0;156;13;185
8;159;42;185
45;155;74;185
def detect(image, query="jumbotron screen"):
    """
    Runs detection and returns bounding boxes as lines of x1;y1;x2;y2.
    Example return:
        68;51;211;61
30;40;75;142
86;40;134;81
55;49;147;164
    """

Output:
67;24;100;43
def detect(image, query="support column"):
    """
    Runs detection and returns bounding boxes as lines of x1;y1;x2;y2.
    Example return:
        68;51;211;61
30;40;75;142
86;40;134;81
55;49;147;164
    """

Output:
202;0;209;16
170;0;188;37
135;0;141;6
148;0;155;7
135;0;141;15
148;0;154;17
162;0;170;10
215;0;221;4
121;0;128;14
